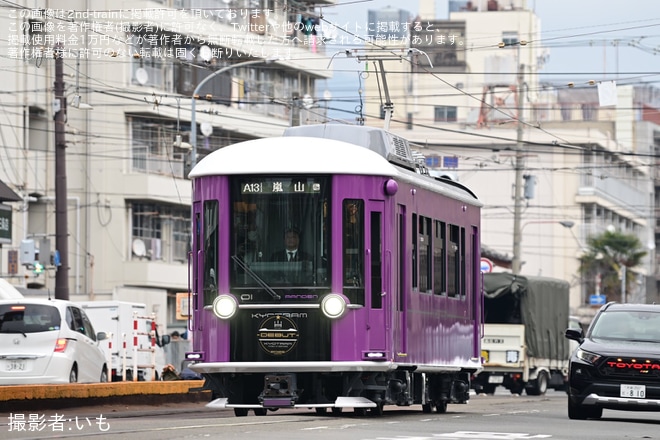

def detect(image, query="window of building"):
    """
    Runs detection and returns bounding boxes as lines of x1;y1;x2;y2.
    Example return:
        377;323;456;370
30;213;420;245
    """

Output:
130;202;190;263
434;106;458;122
172;216;191;262
501;31;519;46
24;19;45;65
411;21;466;71
28;107;48;152
132;203;162;260
581;104;597;121
128;32;169;89
130;117;185;178
129;116;254;177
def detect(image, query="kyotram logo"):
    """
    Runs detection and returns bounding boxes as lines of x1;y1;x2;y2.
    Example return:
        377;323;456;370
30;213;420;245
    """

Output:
257;315;300;356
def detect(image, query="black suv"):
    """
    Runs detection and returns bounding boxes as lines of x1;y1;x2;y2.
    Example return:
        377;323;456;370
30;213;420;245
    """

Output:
565;302;660;419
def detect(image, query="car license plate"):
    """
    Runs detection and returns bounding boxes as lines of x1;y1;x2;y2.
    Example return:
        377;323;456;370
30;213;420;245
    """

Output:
5;360;26;371
488;375;504;384
620;384;646;398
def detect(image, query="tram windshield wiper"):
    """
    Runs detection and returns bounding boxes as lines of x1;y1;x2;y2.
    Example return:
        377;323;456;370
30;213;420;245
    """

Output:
231;255;281;300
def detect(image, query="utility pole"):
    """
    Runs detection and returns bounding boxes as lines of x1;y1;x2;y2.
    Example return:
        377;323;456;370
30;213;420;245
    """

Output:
620;265;627;303
511;56;525;275
54;44;70;300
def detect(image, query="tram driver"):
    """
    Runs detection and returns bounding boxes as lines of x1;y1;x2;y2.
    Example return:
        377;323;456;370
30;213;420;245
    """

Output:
270;227;314;284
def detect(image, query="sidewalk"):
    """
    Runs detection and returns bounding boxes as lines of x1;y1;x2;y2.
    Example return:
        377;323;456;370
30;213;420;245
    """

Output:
0;380;210;413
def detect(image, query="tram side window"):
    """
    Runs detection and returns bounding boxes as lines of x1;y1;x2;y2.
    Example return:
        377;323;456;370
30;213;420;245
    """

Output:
194;209;201;310
434;220;446;296
418;216;432;293
203;200;219;306
412;214;417;290
343;199;364;282
447;224;460;298
371;211;383;309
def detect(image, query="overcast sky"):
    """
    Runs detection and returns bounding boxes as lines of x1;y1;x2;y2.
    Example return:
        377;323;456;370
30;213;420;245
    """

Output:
321;0;660;121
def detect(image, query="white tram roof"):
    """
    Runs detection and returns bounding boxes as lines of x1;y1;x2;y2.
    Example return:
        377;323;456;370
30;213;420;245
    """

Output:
189;135;397;177
189;125;481;205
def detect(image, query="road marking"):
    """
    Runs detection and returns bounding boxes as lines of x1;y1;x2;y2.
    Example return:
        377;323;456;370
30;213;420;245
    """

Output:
434;432;552;439
363;433;552;440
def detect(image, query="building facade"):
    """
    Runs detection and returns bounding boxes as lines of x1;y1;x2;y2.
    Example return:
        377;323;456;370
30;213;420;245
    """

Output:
0;0;333;332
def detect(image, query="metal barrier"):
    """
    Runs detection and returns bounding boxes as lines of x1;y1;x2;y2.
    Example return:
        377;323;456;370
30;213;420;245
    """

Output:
131;311;158;381
105;332;113;380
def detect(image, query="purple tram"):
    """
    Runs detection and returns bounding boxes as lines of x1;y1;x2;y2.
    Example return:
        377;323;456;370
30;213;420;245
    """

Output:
186;124;483;417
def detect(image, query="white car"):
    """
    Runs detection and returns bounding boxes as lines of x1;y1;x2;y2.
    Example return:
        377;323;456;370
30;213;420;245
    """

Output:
0;298;108;384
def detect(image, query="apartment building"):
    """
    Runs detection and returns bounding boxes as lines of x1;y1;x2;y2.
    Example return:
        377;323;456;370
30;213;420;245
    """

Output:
0;0;333;331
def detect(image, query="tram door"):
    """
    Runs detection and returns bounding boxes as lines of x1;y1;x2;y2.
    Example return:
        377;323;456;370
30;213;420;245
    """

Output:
392;204;407;357
365;199;387;351
192;200;203;341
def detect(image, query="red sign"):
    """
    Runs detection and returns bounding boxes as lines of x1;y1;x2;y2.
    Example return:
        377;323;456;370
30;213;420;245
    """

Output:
480;258;493;273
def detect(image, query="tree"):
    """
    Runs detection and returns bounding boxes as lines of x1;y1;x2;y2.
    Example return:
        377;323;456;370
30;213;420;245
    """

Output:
579;229;647;303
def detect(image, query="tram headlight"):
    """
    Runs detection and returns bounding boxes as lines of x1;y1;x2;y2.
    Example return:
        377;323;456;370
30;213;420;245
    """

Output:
321;294;347;319
212;294;238;320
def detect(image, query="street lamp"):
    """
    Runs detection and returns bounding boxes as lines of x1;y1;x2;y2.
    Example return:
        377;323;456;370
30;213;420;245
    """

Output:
190;58;276;167
520;219;575;233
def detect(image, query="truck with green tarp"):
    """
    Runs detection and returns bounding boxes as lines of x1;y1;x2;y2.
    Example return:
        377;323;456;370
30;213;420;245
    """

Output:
473;272;571;395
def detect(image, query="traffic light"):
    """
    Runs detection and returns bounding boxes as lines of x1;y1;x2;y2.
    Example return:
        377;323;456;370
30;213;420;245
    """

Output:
33;261;44;275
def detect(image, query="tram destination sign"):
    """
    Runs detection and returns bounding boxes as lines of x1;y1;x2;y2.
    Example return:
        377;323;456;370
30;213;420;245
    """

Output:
240;179;322;195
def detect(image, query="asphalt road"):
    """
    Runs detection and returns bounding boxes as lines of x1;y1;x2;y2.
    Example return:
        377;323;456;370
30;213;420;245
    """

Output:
1;390;659;440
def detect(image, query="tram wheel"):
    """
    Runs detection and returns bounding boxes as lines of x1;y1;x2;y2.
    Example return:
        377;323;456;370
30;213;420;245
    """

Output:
370;402;384;417
233;408;248;417
254;408;267;416
315;408;328;415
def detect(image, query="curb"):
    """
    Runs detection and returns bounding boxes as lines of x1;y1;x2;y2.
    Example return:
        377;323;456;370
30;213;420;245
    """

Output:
0;381;210;412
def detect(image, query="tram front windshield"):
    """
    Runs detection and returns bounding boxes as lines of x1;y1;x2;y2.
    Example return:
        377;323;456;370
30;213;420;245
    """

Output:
231;176;330;289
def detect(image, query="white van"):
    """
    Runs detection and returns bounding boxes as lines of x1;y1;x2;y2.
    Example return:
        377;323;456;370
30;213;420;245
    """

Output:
79;301;166;381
